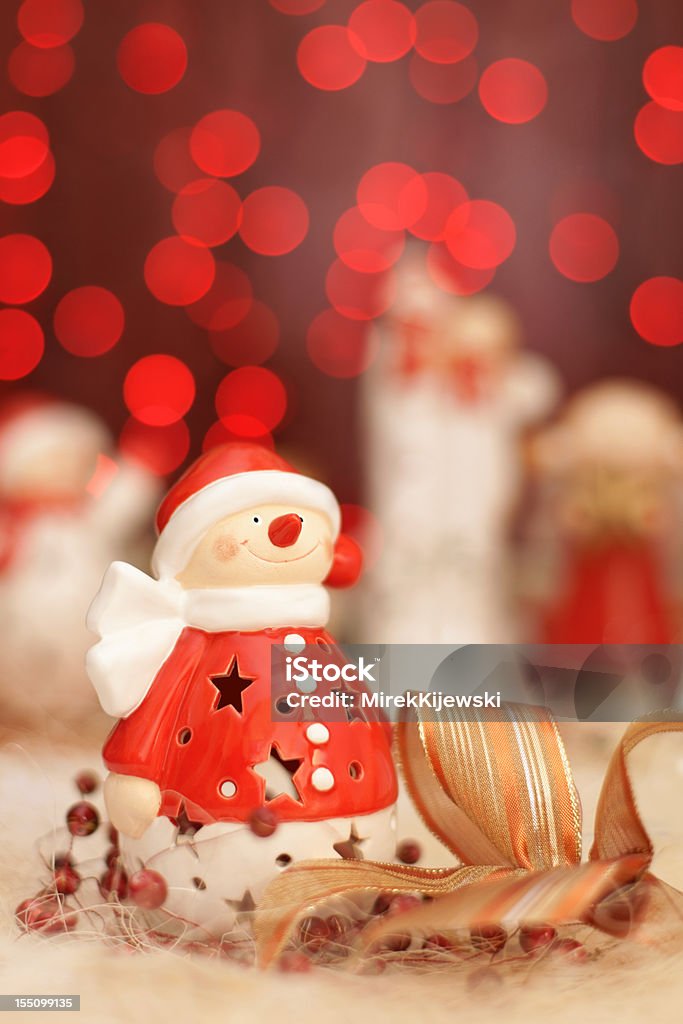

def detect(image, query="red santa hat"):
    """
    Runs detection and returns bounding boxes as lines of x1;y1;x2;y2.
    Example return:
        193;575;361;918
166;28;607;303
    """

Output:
151;443;343;580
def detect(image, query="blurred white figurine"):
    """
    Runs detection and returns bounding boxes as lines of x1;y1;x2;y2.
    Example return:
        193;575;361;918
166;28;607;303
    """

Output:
362;248;560;643
0;394;160;728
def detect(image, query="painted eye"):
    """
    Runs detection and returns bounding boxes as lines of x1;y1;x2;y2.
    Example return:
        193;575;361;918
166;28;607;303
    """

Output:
253;516;261;525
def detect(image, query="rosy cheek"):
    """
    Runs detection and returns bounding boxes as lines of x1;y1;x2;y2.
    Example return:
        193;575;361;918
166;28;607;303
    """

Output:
212;535;240;561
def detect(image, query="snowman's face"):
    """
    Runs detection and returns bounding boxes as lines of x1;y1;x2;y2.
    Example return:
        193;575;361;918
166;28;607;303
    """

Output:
176;504;335;588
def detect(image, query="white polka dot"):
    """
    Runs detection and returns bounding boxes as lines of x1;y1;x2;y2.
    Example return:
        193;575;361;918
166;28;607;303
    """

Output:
220;780;237;798
284;633;306;653
311;766;335;792
306;723;330;745
297;674;316;694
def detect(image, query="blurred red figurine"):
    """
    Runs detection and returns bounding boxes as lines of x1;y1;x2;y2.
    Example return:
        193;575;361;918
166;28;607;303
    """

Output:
87;443;398;933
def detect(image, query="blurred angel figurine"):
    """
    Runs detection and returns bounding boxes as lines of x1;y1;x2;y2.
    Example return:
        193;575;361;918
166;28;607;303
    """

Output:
0;394;160;728
362;250;560;643
530;380;683;644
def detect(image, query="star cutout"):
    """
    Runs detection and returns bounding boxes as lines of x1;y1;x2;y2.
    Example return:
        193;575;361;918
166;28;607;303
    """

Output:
333;823;368;860
174;802;205;840
225;889;256;924
210;656;255;714
253;746;304;803
331;688;367;723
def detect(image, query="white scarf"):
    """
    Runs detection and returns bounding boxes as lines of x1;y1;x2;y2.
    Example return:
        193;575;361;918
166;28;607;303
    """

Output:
86;560;330;720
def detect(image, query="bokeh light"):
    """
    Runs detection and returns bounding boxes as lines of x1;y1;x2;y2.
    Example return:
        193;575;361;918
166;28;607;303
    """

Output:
209;300;279;366
172;179;242;248
239;187;309;256
190;110;261;178
124;354;196;426
117;23;187;95
643;46;683;112
340;503;384;570
119;418;190;476
408;172;468;241
348;1;416;63
144;236;216;306
270;0;326;13
478;59;548;124
184;261;253;331
297;25;367;91
634;102;683;165
154;127;202;193
0;111;49;178
549;214;619;282
0;308;44;380
54;286;125;356
357;162;428;231
326;259;394;320
334;206;404;273
409;53;478;104
0;150;54;204
203;420;275;452
571;0;637;42
8;41;74;96
414;1;478;64
444;200;516;269
307;308;377;377
630;277;683;347
427;242;495;295
17;0;83;49
215;366;287;437
0;233;52;303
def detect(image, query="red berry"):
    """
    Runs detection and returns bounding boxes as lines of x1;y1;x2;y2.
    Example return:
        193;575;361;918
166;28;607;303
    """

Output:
379;931;411;952
16;897;76;934
372;892;394;915
100;865;128;900
519;925;557;954
326;914;351;943
423;933;454;951
75;770;99;795
298;915;329;951
248;806;278;838
53;852;74;869
104;846;120;869
66;801;99;837
53;864;81;895
108;825;119;846
278;951;312;973
128;869;168;910
471;925;507;954
396;839;421;864
551;938;588;963
387;892;423;916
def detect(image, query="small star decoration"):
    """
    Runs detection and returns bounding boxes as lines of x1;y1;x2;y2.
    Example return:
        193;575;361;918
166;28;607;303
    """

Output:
210;656;255;714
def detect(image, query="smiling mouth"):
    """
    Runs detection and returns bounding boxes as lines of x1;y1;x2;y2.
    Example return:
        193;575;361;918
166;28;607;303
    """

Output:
243;541;320;564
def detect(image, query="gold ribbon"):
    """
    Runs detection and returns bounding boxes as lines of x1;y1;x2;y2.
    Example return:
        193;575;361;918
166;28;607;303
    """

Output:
254;703;683;966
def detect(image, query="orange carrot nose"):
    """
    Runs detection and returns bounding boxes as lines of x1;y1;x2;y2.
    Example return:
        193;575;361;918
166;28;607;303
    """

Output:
268;513;302;548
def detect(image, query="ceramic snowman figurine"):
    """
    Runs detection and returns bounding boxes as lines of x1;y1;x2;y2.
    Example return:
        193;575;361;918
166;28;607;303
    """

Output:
87;443;398;934
0;394;159;728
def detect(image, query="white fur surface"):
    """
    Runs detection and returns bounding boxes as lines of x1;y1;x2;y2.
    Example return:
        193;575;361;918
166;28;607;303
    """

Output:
1;724;682;1024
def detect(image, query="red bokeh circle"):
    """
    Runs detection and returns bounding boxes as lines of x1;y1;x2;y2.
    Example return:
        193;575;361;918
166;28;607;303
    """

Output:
0;150;54;204
409;172;468;241
630;277;683;347
0;111;49;178
409;52;478;104
190;110;260;178
17;0;83;49
643;46;683;112
297;26;367;91
634;102;683;165
54;286;125;356
215;367;287;437
549;214;619;283
445;200;516;269
334;207;405;273
209;300;279;367
172;178;242;248
414;1;478;64
120;419;190;476
307;309;377;377
203;420;275;452
571;0;637;42
117;23;187;95
357;162;428;231
348;1;416;63
427;242;496;295
8;41;74;96
184;261;253;331
124;355;196;426
239;187;309;256
326;260;395;320
270;0;326;13
0;309;44;380
144;236;216;306
0;234;52;303
479;59;548;124
154;127;202;194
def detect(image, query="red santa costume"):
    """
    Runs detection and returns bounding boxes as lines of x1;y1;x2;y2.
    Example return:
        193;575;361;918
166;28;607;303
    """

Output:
87;444;398;934
0;394;158;727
